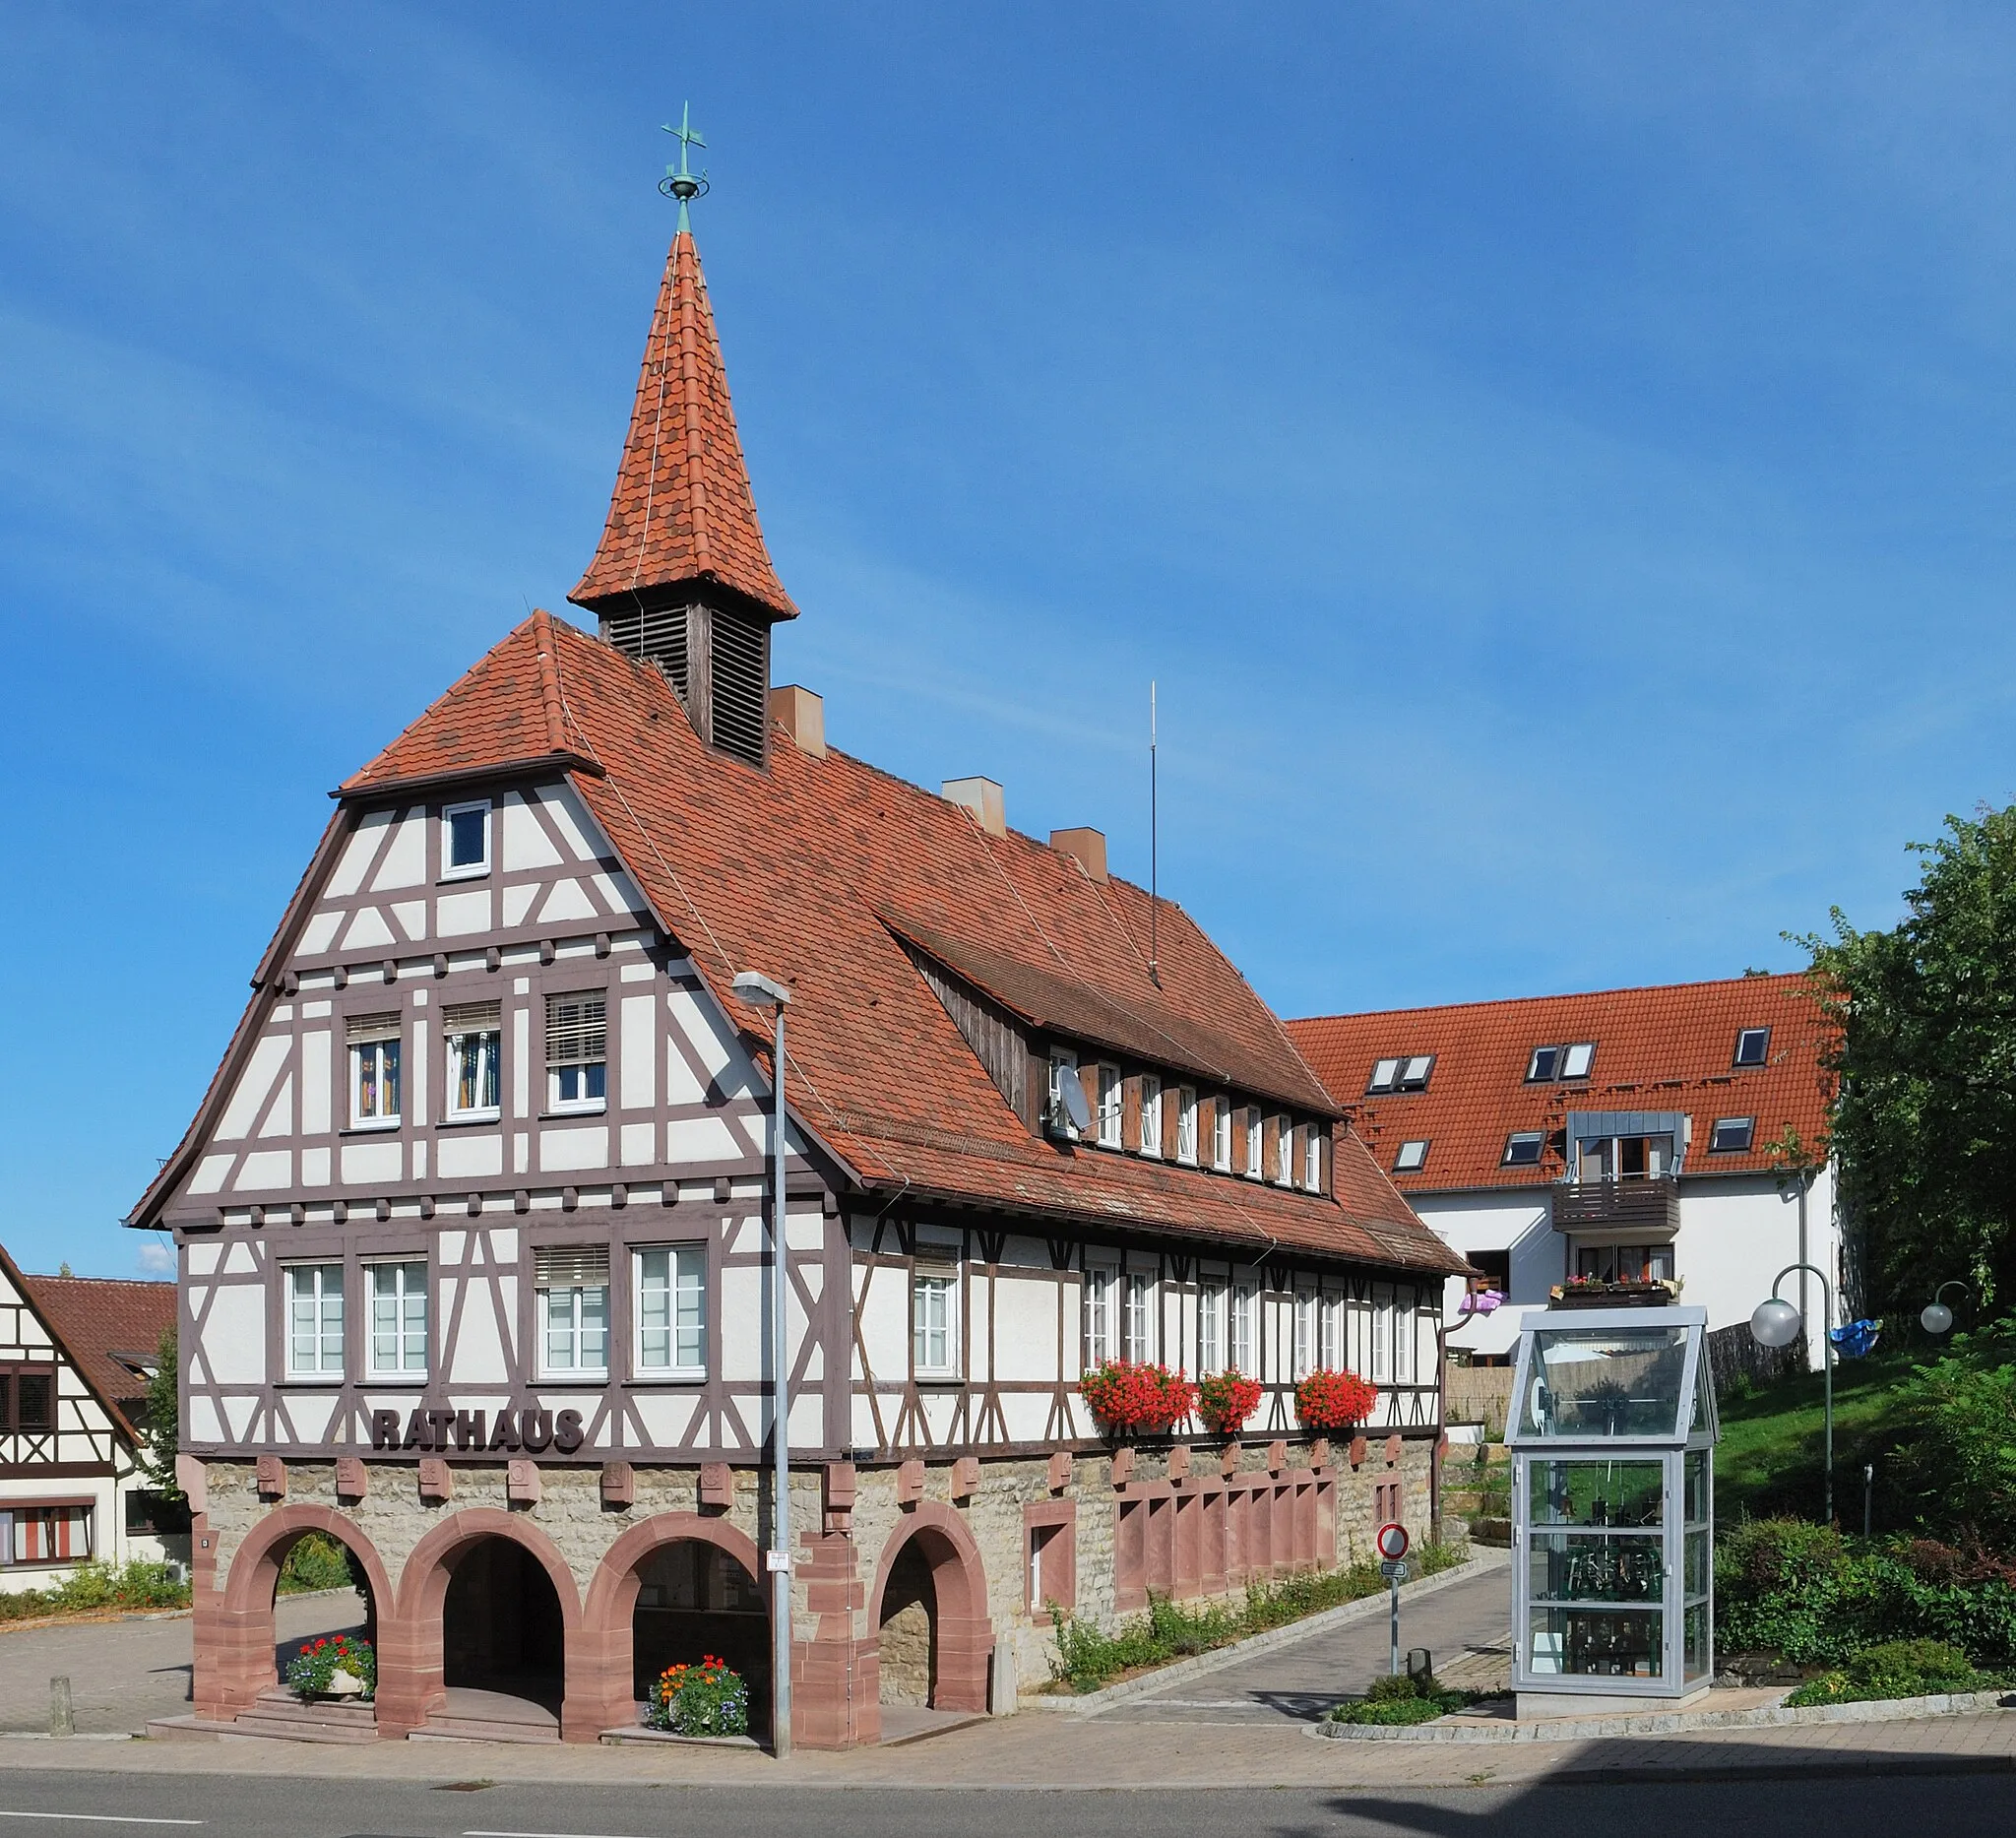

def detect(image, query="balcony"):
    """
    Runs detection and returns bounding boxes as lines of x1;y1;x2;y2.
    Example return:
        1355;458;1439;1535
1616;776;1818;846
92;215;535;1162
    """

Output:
1551;1175;1680;1236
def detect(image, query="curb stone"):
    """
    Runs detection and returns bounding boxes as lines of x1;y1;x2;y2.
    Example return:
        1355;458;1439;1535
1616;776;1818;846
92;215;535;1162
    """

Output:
1023;1550;1510;1715
1316;1685;2016;1743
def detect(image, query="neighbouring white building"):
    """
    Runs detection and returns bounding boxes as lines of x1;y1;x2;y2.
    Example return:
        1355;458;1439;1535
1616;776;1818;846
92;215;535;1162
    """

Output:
0;1245;183;1588
1288;975;1839;1372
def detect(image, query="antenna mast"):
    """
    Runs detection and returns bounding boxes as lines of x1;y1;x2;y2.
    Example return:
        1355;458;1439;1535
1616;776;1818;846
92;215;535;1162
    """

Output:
1149;680;1160;987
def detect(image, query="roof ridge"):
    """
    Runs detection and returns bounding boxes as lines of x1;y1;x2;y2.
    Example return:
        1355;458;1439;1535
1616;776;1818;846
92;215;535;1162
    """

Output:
1289;970;1817;1027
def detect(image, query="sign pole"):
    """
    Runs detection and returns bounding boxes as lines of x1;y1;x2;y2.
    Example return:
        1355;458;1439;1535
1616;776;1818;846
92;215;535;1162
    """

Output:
1389;1573;1401;1676
1374;1521;1411;1679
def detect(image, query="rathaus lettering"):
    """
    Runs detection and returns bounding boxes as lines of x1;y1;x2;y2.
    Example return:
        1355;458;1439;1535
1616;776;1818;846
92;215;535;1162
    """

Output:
369;1406;585;1455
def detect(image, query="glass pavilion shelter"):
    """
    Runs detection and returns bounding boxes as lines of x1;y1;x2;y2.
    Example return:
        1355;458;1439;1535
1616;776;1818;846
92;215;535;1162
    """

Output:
1505;1303;1717;1712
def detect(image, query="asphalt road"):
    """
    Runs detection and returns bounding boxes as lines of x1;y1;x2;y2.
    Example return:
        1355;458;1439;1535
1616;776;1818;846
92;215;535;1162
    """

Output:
0;1770;2008;1838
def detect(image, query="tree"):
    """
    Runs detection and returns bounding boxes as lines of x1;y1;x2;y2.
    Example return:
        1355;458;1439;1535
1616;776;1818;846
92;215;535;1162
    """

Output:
138;1323;181;1503
1804;803;2016;1316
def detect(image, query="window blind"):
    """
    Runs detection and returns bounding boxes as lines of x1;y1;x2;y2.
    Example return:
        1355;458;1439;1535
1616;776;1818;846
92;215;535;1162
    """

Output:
535;1245;609;1289
442;1000;502;1035
545;992;606;1067
346;1012;402;1044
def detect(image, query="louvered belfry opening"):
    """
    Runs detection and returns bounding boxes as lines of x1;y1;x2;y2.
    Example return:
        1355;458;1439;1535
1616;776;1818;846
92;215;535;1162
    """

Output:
708;607;769;766
600;600;691;701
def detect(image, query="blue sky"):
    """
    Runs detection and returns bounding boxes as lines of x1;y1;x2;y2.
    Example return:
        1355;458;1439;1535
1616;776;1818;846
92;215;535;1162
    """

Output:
5;4;2014;1277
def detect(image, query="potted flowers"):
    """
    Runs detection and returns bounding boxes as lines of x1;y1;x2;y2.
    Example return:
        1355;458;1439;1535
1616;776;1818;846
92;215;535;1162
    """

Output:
284;1633;375;1703
1294;1368;1379;1432
647;1655;750;1737
1196;1368;1263;1437
1079;1361;1196;1437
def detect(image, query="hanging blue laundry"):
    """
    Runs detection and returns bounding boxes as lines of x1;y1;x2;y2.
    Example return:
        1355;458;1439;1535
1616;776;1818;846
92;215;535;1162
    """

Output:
1831;1319;1881;1359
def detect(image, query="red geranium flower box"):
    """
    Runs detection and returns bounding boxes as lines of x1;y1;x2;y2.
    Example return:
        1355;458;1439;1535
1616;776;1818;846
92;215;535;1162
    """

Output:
1294;1368;1378;1431
1196;1368;1263;1436
1080;1361;1196;1436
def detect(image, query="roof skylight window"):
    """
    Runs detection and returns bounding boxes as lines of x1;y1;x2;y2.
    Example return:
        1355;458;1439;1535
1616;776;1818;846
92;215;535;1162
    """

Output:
1709;1116;1755;1154
1527;1046;1560;1082
1733;1028;1771;1068
1560;1042;1596;1078
1502;1130;1545;1168
1367;1057;1401;1093
1394;1139;1428;1173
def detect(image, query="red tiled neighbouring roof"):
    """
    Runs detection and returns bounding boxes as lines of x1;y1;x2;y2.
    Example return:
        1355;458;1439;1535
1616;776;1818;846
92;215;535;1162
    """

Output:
1286;975;1837;1193
334;613;1457;1274
4;1248;174;1445
569;229;797;623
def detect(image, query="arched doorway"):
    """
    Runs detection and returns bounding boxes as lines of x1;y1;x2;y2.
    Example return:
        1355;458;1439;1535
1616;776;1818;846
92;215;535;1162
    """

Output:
442;1536;566;1712
878;1540;937;1706
203;1506;394;1726
631;1540;769;1730
869;1506;994;1722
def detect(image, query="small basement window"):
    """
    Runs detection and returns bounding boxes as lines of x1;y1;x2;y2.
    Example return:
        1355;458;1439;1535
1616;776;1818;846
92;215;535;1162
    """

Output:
1502;1130;1545;1168
1560;1042;1596;1078
1733;1028;1771;1068
1394;1139;1428;1173
1709;1116;1755;1154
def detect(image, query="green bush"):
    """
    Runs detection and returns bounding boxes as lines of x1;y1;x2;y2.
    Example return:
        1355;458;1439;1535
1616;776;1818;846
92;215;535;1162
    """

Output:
1718;1518;2016;1670
278;1532;362;1596
1887;1341;2016;1550
1330;1670;1474;1725
0;1560;189;1624
1046;1540;1468;1692
1785;1638;1994;1707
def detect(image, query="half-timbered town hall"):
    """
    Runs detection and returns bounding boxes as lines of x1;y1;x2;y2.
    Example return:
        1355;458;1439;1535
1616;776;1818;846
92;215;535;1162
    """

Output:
129;178;1465;1748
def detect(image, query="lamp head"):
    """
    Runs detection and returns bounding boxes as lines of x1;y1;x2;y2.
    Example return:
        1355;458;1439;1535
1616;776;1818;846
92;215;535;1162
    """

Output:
1921;1301;1955;1337
1750;1297;1803;1350
732;970;790;1009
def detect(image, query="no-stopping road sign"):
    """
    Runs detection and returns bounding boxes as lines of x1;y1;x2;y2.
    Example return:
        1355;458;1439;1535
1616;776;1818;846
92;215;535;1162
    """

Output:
1375;1521;1411;1562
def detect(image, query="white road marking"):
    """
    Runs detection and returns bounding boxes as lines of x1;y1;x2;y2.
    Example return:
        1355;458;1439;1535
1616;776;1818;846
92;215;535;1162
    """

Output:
465;1830;646;1838
0;1816;203;1827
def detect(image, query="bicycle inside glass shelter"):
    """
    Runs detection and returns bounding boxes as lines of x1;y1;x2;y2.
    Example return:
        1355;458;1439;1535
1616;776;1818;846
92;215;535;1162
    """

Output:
1505;1303;1717;1711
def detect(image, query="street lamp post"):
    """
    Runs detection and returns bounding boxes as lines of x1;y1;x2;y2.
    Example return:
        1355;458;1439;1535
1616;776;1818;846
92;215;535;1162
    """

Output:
732;970;792;1759
1750;1261;1836;1525
1921;1281;1973;1338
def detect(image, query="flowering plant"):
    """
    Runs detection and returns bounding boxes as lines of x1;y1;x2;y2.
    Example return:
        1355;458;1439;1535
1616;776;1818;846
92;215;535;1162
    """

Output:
1195;1368;1263;1436
1079;1361;1196;1435
284;1633;375;1701
646;1655;750;1737
1294;1368;1378;1431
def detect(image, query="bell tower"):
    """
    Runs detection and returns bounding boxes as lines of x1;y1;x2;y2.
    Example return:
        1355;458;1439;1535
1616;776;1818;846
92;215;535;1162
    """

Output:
570;108;798;767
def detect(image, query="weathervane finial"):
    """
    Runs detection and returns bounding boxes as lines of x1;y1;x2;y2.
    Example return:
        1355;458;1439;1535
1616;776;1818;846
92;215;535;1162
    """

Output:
659;102;710;232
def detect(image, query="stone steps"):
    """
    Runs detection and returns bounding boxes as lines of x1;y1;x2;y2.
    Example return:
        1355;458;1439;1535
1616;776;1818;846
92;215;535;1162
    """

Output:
228;1687;379;1744
411;1685;562;1744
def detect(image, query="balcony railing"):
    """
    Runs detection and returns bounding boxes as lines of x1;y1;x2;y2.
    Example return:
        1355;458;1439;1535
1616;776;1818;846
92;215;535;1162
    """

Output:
1551;1175;1681;1236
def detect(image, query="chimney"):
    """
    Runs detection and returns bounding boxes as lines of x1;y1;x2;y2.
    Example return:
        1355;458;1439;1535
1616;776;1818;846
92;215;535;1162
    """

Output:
769;684;826;759
942;777;1006;838
1049;827;1107;883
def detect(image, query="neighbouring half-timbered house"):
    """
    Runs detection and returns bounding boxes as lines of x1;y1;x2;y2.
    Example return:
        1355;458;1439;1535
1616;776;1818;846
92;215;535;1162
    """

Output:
128;203;1465;1749
0;1245;181;1587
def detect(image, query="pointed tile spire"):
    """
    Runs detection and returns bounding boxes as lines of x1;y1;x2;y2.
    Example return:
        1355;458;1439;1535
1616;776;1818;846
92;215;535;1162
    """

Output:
570;225;798;623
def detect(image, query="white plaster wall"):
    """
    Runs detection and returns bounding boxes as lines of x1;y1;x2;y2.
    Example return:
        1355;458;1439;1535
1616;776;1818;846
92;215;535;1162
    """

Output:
1412;1188;1559;1360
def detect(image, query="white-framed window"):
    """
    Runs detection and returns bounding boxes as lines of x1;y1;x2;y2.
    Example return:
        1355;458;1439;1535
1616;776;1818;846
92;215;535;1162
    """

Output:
546;990;607;1112
1369;1285;1392;1384
346;1013;401;1128
1139;1074;1163;1157
1122;1272;1154;1362
913;1266;959;1376
1275;1118;1294;1186
1048;1049;1081;1138
367;1260;428;1375
442;797;491;879
285;1263;346;1379
443;999;501;1120
536;1245;609;1378
1084;1267;1116;1367
1304;1127;1322;1192
1096;1064;1122;1146
636;1245;707;1376
1213;1099;1232;1172
1244;1107;1263;1179
1199;1280;1226;1375
1733;1027;1771;1068
1175;1087;1198;1165
1292;1290;1314;1379
1393;1292;1417;1384
1319;1294;1342;1369
1229;1283;1257;1373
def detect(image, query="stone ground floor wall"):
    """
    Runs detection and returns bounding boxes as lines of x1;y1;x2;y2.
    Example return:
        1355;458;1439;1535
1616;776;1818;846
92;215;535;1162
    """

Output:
187;1430;1441;1749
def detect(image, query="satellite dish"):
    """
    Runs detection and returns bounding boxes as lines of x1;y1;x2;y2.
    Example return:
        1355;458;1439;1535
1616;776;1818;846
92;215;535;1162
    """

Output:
1054;1067;1093;1135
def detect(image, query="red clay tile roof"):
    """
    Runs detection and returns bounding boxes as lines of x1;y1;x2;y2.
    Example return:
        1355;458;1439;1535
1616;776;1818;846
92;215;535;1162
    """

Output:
1286;975;1837;1193
337;613;1456;1274
3;1246;173;1445
569;229;797;623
